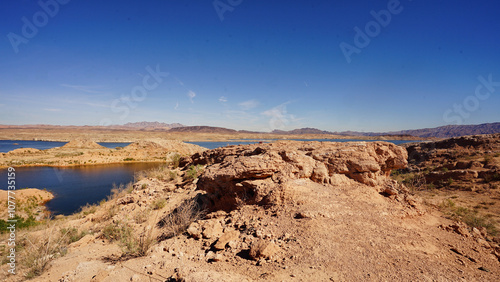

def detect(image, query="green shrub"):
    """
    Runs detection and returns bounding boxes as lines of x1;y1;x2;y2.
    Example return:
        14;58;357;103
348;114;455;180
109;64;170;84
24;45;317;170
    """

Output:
0;216;39;233
184;165;203;180
170;153;181;168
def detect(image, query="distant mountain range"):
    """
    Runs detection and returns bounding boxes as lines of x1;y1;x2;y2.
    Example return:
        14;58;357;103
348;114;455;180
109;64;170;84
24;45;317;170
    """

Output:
112;122;184;129
271;122;500;138
1;121;499;138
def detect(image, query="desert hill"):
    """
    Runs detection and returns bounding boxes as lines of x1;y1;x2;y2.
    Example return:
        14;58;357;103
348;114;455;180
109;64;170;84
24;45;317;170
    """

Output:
2;139;499;281
272;122;500;138
168;126;239;134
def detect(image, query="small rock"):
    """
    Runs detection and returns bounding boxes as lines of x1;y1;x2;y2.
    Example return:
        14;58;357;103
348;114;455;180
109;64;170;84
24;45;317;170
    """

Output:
214;229;240;250
202;221;223;239
249;239;280;260
187;222;202;239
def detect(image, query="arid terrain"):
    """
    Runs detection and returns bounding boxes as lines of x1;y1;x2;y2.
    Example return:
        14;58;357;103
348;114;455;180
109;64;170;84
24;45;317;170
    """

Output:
0;126;426;143
1;137;499;281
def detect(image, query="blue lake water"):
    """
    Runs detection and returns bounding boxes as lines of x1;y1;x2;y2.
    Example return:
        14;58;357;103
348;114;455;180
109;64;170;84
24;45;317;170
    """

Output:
0;163;161;215
0;140;131;153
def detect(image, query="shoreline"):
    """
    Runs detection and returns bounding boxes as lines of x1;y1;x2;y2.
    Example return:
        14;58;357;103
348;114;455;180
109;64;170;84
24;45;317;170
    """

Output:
0;160;166;170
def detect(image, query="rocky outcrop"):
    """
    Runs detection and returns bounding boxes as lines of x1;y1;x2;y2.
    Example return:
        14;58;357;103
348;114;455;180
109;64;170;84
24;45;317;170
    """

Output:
186;141;407;211
124;139;206;156
402;133;500;186
62;138;106;149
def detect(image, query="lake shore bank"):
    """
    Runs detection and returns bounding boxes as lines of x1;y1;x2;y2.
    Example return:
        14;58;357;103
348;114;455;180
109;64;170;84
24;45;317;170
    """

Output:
0;139;206;169
0;127;431;143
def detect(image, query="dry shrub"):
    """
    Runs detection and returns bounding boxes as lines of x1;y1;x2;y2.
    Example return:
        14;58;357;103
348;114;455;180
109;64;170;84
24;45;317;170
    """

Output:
134;208;151;224
157;198;204;240
135;166;176;182
102;219;156;258
168;153;181;168
21;225;85;278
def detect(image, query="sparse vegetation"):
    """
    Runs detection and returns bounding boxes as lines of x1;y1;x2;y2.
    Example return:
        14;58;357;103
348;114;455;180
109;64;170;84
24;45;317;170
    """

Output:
483;155;493;165
184;164;203;180
134;209;151;224
20;224;88;279
135;165;176;182
440;199;498;237
391;170;426;193
60;227;88;244
152;198;167;210
158;198;204;240
0;215;40;233
169;153;181;168
101;220;155;257
123;157;135;161
102;220;132;242
78;203;98;216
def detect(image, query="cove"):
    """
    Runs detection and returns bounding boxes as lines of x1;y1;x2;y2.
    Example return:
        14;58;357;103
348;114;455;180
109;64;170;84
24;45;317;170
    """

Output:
1;163;161;215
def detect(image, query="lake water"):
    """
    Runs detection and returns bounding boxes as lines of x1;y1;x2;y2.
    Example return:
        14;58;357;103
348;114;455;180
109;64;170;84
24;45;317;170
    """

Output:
0;140;131;153
0;163;161;215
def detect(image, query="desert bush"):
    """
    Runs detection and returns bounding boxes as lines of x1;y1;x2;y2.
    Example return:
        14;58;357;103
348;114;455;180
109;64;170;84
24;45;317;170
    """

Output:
124;226;156;257
158;198;204;240
101;220;155;257
391;171;426;193
108;183;133;201
168;153;181;168
21;225;79;278
152;198;167;210
102;220;132;242
60;227;88;244
184;165;203;181
135;166;174;181
168;170;177;181
134;209;151;224
440;199;498;236
0;216;39;233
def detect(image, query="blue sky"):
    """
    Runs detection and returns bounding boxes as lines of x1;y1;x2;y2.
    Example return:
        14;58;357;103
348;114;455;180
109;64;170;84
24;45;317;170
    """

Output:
1;0;499;132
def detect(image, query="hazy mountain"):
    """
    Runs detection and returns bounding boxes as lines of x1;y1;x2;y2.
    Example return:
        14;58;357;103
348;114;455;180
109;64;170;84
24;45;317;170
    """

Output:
120;122;184;129
167;126;238;134
272;123;500;138
385;122;500;138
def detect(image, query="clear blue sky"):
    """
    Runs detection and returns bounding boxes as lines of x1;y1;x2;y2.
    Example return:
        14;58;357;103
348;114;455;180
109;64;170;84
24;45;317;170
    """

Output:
1;0;499;132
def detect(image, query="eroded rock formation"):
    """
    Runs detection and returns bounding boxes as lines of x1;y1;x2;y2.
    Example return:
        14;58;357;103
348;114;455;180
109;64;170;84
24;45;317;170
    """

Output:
184;141;407;211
